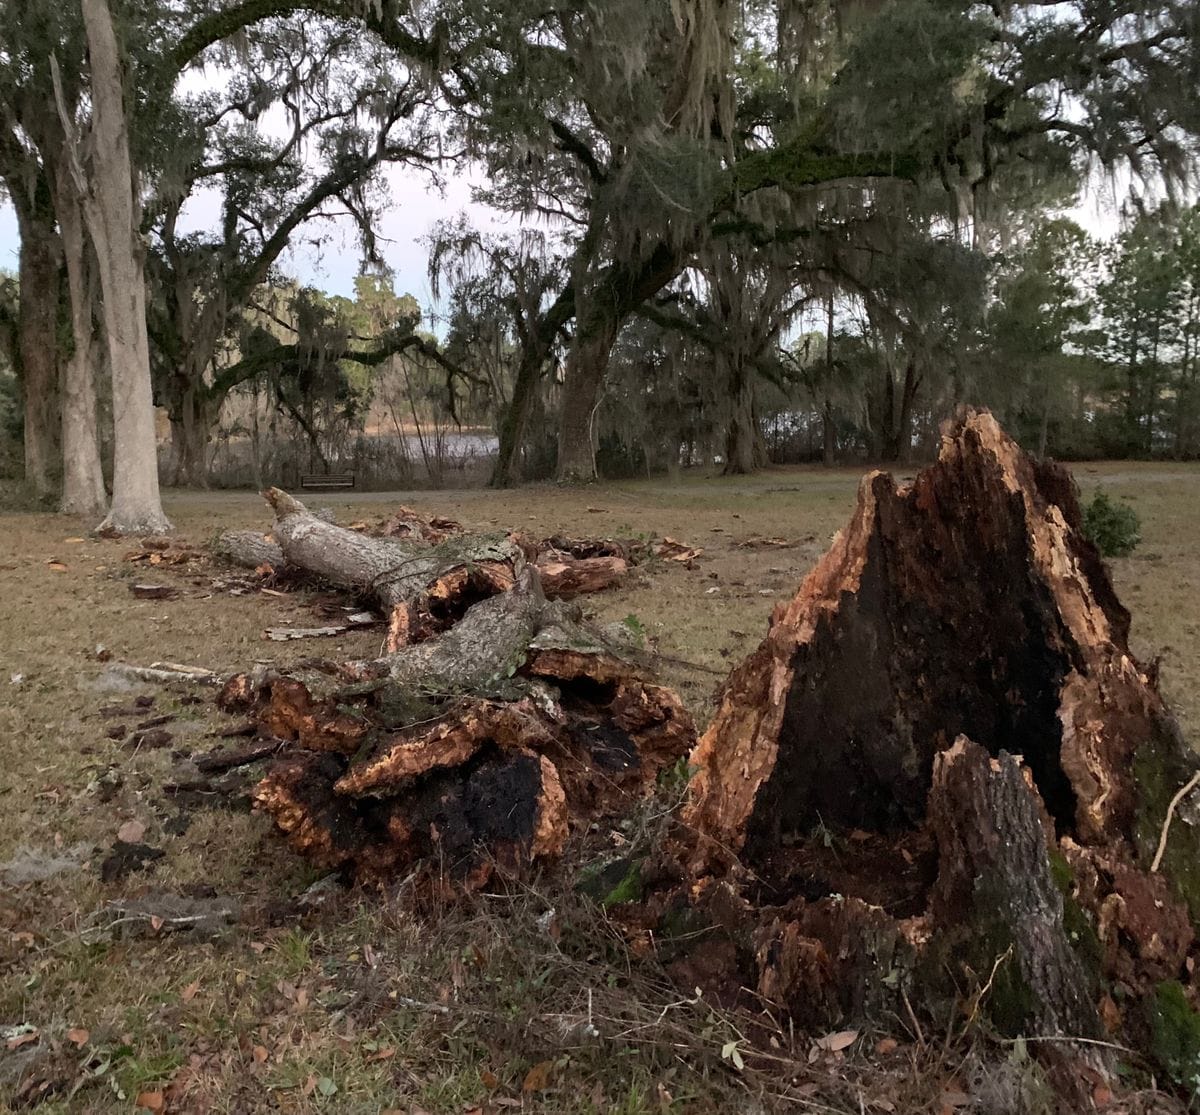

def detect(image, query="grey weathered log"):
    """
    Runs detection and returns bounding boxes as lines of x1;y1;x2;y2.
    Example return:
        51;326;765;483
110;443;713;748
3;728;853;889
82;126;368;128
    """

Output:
361;565;547;692
214;529;285;570
928;738;1104;1048
265;487;519;620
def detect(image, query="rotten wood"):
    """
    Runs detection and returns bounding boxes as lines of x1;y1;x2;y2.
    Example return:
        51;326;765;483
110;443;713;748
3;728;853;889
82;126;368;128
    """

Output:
656;409;1200;1094
241;566;694;885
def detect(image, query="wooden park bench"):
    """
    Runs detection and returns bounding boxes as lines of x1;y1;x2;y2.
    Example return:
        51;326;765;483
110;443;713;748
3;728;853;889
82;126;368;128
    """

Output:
300;472;356;491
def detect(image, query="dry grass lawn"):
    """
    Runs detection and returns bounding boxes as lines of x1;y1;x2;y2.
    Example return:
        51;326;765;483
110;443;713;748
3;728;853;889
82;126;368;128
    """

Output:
1;460;1197;1113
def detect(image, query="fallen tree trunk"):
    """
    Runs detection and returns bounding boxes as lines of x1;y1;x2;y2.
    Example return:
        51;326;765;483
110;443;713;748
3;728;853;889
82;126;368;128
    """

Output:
214;491;632;640
657;409;1200;1094
263;488;520;650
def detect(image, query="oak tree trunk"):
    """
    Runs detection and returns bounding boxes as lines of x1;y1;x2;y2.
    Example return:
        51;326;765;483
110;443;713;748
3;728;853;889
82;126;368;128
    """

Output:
15;188;61;500
54;160;107;517
81;0;171;536
722;358;767;476
556;311;618;484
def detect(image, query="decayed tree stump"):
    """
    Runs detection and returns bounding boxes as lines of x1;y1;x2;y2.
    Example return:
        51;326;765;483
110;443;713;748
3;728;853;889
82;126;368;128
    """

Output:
234;567;695;886
662;410;1200;1089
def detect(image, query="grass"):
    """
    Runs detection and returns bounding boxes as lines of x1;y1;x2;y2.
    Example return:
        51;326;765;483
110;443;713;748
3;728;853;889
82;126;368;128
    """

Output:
0;460;1198;1112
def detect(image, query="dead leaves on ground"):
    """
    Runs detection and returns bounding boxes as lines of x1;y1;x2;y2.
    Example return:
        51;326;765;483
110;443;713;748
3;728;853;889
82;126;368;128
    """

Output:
654;537;703;565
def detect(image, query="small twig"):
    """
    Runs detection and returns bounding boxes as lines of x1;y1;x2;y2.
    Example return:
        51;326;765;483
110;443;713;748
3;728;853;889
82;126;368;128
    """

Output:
109;662;222;685
900;987;926;1048
1151;770;1200;872
963;944;1013;1030
999;1034;1137;1055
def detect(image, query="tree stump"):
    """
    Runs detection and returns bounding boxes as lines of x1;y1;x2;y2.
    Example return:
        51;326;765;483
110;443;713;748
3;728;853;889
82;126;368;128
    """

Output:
664;409;1200;1092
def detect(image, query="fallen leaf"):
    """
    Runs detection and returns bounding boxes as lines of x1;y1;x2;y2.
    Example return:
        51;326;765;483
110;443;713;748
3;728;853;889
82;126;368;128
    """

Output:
480;1069;499;1089
118;820;146;843
366;1046;395;1063
134;1090;164;1112
66;1028;89;1047
5;1029;39;1051
1093;1085;1114;1108
316;1075;337;1097
1099;994;1121;1033
815;1029;859;1052
522;1060;554;1093
181;980;201;1002
875;1037;899;1055
252;1045;269;1063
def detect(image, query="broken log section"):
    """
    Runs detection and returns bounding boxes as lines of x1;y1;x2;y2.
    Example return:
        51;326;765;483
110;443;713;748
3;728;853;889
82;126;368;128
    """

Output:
233;567;694;886
214;493;638;634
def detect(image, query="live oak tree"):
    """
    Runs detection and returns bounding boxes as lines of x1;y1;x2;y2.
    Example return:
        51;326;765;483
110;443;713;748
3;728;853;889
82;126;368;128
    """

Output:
146;11;442;486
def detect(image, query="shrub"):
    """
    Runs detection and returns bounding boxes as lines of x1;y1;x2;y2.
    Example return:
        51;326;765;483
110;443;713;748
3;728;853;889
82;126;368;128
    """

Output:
1082;490;1141;557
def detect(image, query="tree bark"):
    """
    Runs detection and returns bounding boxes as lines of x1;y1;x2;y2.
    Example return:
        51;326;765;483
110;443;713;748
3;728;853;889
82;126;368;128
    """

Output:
54;160;107;517
556;306;618;484
490;288;574;488
722;357;766;476
81;0;171;535
821;399;835;466
14;184;62;500
555;244;686;484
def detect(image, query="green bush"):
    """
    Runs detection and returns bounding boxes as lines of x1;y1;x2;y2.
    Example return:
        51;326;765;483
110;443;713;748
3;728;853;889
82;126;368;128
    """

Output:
1082;490;1141;557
